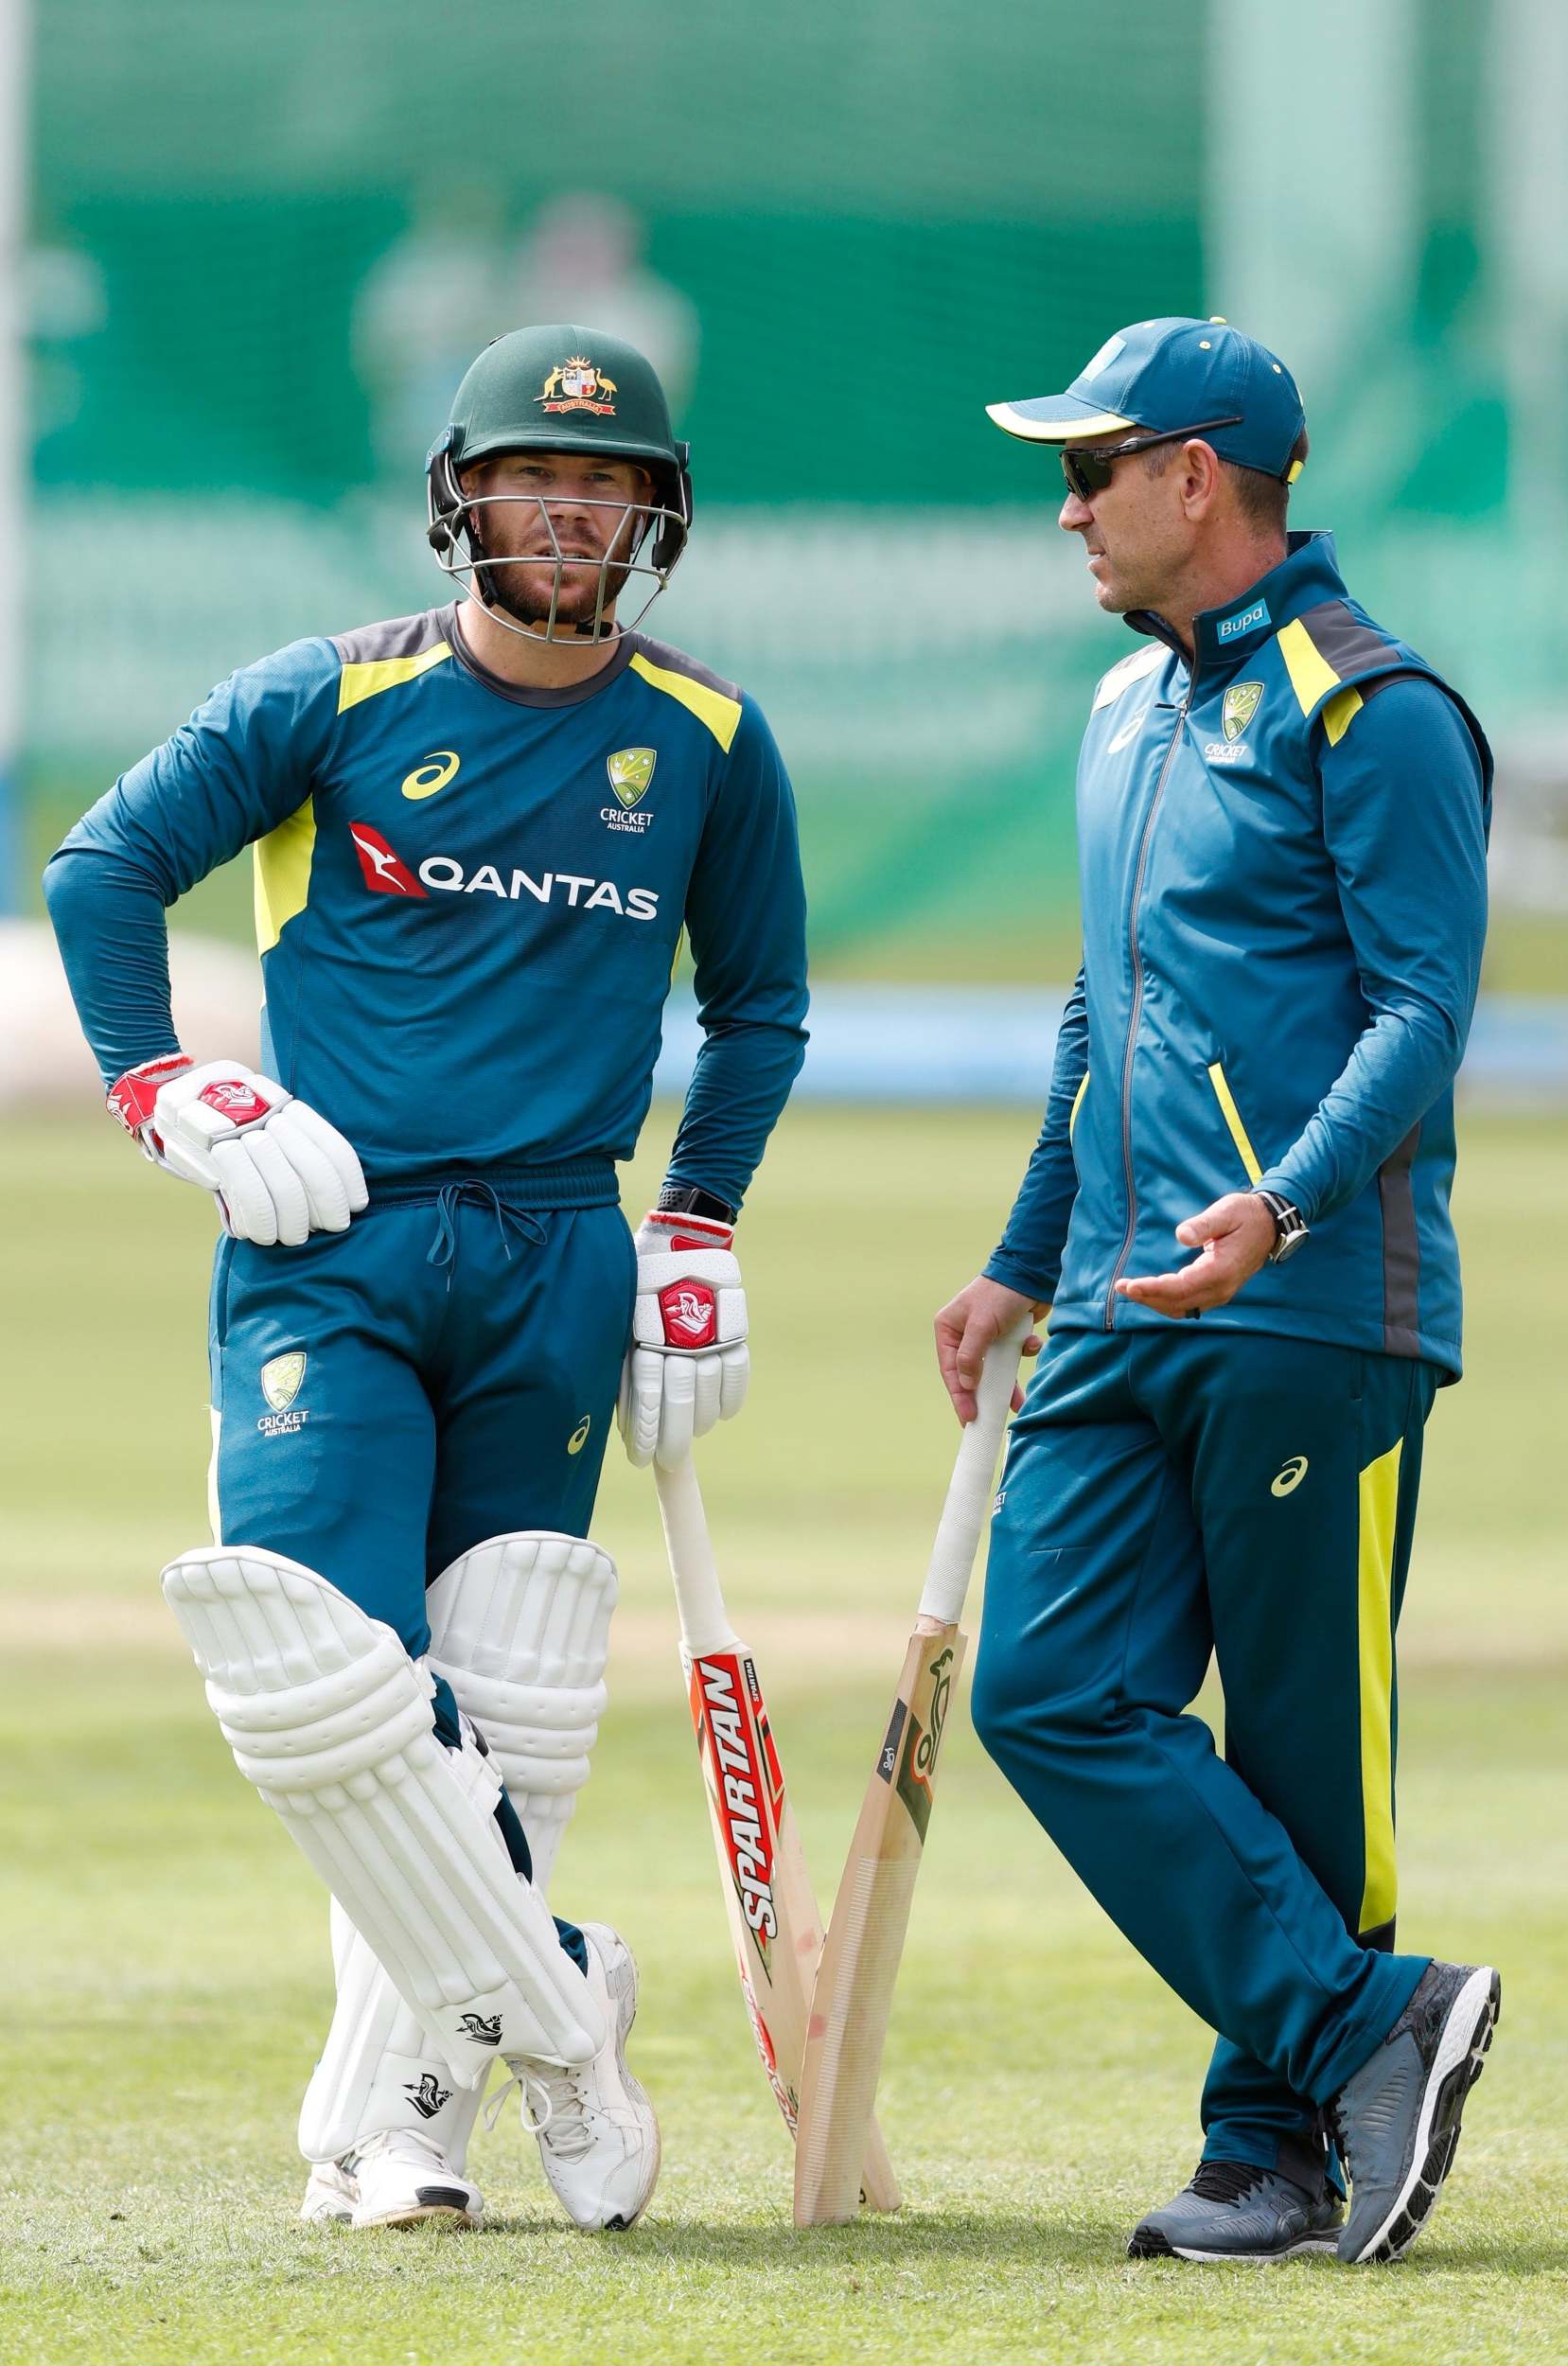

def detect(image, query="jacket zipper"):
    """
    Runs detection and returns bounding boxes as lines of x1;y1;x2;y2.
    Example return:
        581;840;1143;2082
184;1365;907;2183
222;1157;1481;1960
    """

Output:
1104;684;1191;1327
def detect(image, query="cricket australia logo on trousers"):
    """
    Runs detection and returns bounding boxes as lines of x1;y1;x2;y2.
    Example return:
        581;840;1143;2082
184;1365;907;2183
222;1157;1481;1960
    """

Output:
257;1351;308;1437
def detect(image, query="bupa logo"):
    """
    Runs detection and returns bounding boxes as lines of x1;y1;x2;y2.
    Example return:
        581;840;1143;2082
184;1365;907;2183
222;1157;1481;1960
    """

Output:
1217;599;1270;644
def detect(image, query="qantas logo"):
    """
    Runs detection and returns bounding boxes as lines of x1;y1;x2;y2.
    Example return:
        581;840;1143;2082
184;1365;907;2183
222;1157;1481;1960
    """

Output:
350;823;427;897
693;1653;781;1951
349;830;658;921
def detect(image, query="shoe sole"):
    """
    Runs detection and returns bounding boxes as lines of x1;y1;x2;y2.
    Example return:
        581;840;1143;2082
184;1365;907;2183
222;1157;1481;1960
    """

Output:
1130;2229;1342;2264
599;1939;661;2233
352;2186;475;2224
1346;1966;1501;2265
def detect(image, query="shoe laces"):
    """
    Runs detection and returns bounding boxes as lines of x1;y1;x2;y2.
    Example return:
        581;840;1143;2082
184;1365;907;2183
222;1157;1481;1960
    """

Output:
484;2063;602;2158
1188;2160;1268;2205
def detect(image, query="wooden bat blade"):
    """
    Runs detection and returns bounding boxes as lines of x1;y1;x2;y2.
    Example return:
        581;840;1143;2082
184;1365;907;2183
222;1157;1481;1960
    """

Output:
686;1642;901;2213
793;1620;965;2226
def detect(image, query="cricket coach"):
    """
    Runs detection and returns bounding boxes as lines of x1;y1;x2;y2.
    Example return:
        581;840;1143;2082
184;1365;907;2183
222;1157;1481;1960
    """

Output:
934;318;1499;2265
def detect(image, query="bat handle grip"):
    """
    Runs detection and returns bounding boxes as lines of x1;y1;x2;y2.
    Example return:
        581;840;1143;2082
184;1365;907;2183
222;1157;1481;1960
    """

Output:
654;1455;740;1656
916;1316;1027;1629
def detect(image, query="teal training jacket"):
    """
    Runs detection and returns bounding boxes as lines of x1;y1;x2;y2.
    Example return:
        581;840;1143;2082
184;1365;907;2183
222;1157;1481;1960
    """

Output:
986;532;1492;1377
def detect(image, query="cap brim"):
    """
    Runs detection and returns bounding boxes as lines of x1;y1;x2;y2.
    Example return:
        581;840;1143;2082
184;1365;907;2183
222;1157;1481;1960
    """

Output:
985;393;1138;444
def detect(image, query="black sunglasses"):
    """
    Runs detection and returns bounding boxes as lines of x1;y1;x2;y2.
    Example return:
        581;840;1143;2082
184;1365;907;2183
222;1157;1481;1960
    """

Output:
1060;417;1242;503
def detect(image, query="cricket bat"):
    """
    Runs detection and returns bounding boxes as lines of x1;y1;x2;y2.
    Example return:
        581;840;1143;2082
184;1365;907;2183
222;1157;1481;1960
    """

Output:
792;1319;1025;2226
654;1455;900;2213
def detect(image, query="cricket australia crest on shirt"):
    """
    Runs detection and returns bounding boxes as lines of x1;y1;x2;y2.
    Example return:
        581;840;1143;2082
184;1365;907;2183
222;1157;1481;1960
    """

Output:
602;746;657;833
258;1350;309;1436
1207;680;1263;765
537;357;618;416
1223;680;1262;742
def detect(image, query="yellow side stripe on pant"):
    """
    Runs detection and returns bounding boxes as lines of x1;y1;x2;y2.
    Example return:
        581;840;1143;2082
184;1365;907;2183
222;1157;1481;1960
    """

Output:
1358;1437;1403;1933
1206;1062;1263;1185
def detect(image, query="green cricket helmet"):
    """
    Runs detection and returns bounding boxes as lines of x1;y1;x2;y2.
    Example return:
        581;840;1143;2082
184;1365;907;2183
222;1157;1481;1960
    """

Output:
426;324;693;642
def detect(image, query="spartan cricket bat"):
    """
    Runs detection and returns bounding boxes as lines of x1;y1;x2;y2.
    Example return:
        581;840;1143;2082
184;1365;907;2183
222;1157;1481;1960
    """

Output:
792;1320;1025;2226
654;1455;900;2213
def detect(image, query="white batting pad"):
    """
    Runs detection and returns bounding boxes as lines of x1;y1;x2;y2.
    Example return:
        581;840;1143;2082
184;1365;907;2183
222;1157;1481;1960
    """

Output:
162;1546;603;2081
298;1900;488;2168
428;1531;618;1897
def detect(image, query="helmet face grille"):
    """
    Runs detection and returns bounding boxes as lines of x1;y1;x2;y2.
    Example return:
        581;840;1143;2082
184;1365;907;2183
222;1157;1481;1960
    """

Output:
426;473;688;647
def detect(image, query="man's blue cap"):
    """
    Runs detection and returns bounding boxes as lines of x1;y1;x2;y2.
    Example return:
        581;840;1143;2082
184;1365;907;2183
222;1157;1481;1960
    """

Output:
987;317;1306;480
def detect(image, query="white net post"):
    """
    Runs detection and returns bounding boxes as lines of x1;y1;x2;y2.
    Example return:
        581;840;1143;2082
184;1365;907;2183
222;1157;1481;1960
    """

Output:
0;0;26;913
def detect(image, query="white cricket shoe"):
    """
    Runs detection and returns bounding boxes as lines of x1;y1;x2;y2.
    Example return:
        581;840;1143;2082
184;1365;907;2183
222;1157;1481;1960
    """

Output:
300;2128;483;2230
495;1921;660;2231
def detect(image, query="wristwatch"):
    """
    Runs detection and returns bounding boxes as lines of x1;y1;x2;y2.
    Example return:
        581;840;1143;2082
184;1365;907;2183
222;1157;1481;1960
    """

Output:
1251;1189;1310;1264
656;1181;738;1225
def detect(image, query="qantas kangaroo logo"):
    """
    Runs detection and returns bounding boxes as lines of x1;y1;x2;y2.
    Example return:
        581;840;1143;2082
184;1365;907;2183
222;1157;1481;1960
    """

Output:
350;822;428;897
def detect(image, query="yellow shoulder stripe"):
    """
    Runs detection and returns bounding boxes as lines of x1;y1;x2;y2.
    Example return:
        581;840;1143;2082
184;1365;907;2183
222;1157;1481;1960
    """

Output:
1091;642;1163;712
1068;1071;1089;1139
254;797;317;954
1277;616;1341;717
629;651;742;752
338;641;451;715
1321;684;1364;746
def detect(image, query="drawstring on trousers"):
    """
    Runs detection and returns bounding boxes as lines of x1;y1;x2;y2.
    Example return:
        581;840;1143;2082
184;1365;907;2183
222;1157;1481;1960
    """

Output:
426;1181;547;1285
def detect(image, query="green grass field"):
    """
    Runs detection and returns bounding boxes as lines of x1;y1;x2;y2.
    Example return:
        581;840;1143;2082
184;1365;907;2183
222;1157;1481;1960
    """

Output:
4;1104;1566;2365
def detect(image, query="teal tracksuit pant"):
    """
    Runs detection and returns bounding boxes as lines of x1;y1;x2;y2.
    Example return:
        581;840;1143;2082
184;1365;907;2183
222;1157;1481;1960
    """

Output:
972;1325;1438;2189
207;1177;634;1658
206;1175;634;1944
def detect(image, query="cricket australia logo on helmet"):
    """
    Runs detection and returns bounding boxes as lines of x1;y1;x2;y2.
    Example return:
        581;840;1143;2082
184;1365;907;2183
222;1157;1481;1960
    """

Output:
538;356;618;415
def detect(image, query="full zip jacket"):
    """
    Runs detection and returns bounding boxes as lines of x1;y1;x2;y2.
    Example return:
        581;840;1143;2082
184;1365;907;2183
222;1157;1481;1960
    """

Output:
987;531;1492;1377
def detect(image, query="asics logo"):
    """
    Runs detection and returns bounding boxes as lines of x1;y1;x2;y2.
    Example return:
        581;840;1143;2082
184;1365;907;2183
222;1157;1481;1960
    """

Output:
567;1414;591;1456
402;750;461;800
1107;702;1149;755
1271;1456;1309;1498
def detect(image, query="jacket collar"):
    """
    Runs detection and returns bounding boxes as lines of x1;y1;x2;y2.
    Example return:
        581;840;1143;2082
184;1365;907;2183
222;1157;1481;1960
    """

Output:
1125;530;1347;679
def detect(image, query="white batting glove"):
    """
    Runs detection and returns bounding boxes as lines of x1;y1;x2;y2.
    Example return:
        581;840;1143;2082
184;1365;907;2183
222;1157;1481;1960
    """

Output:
619;1209;748;1470
107;1053;368;1247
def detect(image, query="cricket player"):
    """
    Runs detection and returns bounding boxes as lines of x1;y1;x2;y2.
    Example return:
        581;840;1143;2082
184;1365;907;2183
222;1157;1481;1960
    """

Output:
935;319;1499;2265
44;326;807;2233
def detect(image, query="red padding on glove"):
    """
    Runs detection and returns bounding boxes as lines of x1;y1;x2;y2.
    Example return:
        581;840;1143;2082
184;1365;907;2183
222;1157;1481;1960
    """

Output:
107;1053;193;1135
198;1077;271;1126
659;1280;718;1348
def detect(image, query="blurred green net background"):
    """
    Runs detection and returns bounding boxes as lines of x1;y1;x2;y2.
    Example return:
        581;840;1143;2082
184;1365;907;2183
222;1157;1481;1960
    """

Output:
22;0;1568;995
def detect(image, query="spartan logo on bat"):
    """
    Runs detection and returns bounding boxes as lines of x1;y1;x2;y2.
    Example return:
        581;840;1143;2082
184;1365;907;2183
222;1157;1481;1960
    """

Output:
692;1652;781;1962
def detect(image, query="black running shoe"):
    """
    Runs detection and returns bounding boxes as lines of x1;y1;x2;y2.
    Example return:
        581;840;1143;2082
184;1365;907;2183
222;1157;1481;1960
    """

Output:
1128;2158;1344;2262
1328;1960;1501;2264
